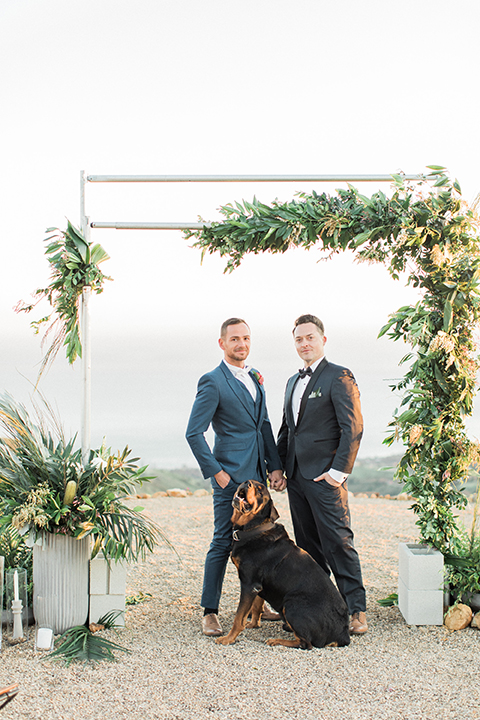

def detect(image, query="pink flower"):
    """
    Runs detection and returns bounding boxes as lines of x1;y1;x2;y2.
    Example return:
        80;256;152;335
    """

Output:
251;369;264;385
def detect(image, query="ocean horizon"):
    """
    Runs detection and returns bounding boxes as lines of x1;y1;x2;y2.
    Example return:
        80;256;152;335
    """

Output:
3;327;480;470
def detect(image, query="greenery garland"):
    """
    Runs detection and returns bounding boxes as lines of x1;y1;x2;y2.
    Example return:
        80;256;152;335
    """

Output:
185;167;480;555
15;221;111;378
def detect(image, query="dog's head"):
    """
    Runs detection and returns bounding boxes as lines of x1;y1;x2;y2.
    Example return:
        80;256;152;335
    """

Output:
231;480;279;527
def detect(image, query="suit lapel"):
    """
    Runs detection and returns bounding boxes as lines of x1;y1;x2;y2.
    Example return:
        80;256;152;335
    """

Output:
220;363;256;420
285;374;298;428
296;357;328;427
249;369;265;420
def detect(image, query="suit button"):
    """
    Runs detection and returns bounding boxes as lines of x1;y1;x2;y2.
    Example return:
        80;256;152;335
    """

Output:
294;432;298;436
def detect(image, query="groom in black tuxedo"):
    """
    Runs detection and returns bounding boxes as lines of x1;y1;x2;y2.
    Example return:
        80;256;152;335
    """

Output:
274;314;367;635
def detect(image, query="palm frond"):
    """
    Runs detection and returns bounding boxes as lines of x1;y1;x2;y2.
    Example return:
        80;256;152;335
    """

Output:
0;393;172;561
46;624;129;665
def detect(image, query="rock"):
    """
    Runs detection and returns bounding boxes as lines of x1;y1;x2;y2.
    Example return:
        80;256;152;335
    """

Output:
166;488;188;497
471;612;480;629
396;493;410;501
193;489;210;497
370;492;380;498
444;603;473;630
136;493;151;499
384;494;392;500
355;493;369;498
152;491;168;498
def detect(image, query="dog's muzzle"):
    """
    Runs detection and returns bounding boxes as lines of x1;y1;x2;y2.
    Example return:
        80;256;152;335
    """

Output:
232;486;251;512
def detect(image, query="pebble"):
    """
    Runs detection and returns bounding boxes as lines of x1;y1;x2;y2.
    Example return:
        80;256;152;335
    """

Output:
1;494;478;719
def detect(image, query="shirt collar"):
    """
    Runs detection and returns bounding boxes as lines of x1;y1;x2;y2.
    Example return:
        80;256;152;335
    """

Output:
301;356;324;375
223;359;251;376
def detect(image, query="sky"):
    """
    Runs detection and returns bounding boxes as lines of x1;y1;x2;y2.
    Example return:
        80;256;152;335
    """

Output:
1;0;480;468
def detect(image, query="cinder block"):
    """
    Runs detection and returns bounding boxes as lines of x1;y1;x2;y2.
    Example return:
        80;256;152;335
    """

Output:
89;556;109;594
109;563;127;595
398;543;443;591
398;577;444;625
89;555;127;627
398;543;445;625
90;556;127;595
89;594;125;626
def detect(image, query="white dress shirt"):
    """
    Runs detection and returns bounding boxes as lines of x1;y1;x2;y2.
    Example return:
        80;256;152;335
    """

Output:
223;360;257;401
292;356;347;485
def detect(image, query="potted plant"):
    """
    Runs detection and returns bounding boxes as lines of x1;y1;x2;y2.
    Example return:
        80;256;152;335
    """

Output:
0;393;166;634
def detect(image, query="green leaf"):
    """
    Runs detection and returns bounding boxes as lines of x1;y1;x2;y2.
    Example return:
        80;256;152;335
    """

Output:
443;300;453;331
377;593;398;607
89;244;110;265
47;625;130;665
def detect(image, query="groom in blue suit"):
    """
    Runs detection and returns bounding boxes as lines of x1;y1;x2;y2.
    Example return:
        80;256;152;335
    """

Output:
186;318;283;636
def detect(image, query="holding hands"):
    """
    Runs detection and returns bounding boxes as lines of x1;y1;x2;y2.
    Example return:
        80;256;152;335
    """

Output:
269;469;287;492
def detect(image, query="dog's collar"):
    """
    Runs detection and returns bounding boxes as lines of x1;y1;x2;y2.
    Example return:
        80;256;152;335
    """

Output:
232;521;277;547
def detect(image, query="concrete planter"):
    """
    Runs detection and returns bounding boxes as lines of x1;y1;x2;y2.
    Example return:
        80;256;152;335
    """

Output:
89;554;127;626
33;533;90;635
398;543;444;625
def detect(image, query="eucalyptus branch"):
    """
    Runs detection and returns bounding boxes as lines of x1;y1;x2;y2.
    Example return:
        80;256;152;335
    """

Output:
15;221;111;379
185;166;480;553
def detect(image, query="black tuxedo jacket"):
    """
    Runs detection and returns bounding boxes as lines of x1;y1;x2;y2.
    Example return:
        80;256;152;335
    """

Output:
277;358;363;480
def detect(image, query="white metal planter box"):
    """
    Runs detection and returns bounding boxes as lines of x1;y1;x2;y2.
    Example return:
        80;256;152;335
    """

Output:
398;543;444;625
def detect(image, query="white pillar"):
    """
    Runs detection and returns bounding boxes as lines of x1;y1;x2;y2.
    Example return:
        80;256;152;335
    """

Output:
80;286;92;465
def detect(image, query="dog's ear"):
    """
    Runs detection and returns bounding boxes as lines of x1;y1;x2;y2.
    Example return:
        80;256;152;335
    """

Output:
231;508;243;525
268;501;279;522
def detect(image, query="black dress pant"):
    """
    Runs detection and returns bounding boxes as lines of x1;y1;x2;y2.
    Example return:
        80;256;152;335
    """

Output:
287;464;366;614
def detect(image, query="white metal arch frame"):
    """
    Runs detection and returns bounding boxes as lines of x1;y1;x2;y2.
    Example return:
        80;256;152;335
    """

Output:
78;171;426;461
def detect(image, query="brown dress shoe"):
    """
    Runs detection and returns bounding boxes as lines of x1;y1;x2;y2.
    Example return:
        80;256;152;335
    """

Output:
202;613;223;636
350;611;368;635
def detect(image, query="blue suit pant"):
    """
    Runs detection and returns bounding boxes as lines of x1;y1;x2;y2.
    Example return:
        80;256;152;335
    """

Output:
201;471;265;610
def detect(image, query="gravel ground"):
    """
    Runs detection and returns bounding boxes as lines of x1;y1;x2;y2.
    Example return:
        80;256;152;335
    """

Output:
1;493;478;720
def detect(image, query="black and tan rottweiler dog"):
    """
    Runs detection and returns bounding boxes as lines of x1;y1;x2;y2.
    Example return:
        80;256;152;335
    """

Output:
216;479;350;649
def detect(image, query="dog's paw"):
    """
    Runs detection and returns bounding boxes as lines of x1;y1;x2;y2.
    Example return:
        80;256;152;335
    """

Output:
266;638;280;646
245;619;261;629
215;636;235;645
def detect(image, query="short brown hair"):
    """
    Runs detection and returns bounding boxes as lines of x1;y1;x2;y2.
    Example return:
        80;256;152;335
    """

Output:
220;317;249;338
293;314;324;335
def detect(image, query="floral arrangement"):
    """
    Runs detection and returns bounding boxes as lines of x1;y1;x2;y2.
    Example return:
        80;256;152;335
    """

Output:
15;221;111;379
184;167;480;562
0;393;167;562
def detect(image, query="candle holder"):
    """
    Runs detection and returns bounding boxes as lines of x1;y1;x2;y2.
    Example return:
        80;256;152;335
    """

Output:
34;597;54;653
5;568;28;645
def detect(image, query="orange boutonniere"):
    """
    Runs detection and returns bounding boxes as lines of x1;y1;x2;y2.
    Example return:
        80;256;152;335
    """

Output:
251;369;264;385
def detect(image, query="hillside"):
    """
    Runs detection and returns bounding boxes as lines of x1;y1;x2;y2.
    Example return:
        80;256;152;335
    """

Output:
144;455;479;498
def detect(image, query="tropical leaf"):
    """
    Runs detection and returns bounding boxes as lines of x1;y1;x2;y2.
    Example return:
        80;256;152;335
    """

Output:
14;222;111;376
0;393;171;562
46;625;130;665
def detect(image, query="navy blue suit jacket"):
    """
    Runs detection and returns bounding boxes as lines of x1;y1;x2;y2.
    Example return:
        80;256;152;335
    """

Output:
186;362;281;483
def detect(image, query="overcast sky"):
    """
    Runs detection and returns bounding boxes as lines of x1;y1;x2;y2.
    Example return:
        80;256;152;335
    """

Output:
1;0;479;466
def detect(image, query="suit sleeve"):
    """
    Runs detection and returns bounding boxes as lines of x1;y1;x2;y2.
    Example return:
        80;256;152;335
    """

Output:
330;369;364;474
185;374;223;479
260;412;282;473
276;406;288;471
